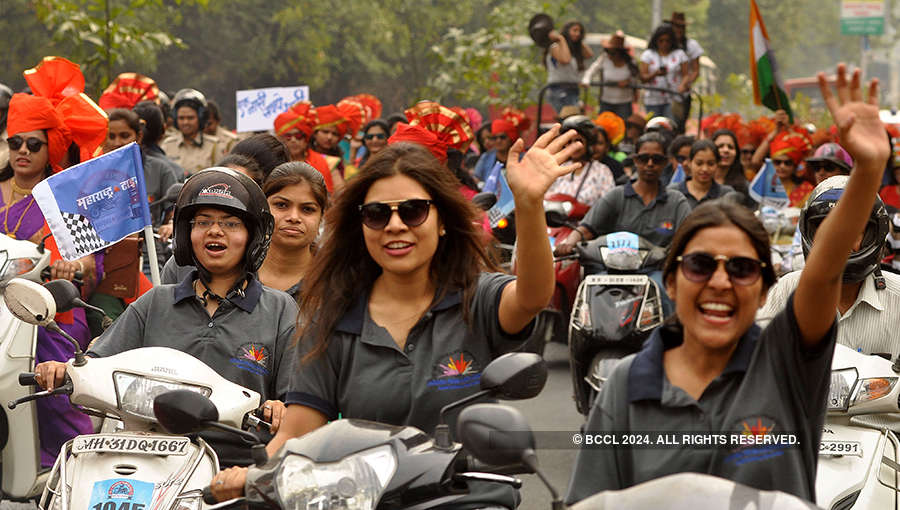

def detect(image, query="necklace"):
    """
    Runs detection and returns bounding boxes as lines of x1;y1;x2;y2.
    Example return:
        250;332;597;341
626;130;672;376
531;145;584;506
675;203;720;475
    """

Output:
4;195;36;239
10;179;33;196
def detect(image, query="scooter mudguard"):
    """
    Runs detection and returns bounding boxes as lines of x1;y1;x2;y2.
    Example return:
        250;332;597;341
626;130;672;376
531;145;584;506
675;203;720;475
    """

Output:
584;279;647;343
816;424;899;510
42;436;217;510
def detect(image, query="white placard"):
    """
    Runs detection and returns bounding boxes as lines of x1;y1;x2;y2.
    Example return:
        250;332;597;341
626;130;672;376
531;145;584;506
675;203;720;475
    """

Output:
235;86;310;133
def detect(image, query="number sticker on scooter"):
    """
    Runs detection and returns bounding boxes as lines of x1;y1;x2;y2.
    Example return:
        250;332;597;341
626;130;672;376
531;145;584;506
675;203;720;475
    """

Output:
72;434;190;456
88;479;154;510
606;232;639;254
818;440;862;457
585;274;648;286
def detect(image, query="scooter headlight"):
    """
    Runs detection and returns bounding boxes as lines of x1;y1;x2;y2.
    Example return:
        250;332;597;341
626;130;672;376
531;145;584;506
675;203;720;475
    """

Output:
0;256;40;281
853;377;898;405
113;372;211;420
171;495;201;510
828;368;858;411
276;445;397;510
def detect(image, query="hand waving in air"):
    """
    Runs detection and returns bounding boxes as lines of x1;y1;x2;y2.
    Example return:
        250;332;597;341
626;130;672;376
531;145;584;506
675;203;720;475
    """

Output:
505;124;582;206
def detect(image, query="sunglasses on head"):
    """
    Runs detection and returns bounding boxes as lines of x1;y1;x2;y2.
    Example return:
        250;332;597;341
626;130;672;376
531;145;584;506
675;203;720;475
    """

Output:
634;153;667;165
677;252;766;286
364;133;387;141
359;199;433;230
7;136;47;153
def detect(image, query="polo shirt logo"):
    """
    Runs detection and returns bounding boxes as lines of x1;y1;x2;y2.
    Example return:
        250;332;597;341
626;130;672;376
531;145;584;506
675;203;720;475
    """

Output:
427;350;481;391
230;342;270;376
723;415;789;466
655;221;674;235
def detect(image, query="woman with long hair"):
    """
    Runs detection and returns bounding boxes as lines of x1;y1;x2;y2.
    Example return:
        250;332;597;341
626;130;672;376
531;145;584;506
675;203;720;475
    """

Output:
210;126;583;503
544;20;594;113
355;119;389;168
568;66;888;503
256;162;327;299
639;24;689;120
582;30;638;120
711;129;751;204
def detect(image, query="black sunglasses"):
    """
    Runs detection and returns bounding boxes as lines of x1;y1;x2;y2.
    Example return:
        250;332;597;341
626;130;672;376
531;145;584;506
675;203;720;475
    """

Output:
635;153;667;165
740;149;755;155
7;136;47;153
677;252;766;286
364;133;387;141
807;161;845;174
772;159;794;167
359;199;433;230
674;154;688;163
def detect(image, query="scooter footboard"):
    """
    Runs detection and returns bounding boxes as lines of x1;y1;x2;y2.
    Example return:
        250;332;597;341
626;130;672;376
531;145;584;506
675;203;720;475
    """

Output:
40;434;218;510
816;424;899;509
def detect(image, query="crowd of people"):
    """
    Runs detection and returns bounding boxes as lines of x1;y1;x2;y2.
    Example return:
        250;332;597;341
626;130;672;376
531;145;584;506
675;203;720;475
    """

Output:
1;10;898;506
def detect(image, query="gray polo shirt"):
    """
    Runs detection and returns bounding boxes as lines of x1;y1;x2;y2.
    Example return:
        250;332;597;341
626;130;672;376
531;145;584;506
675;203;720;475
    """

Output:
89;272;297;402
566;293;836;504
580;181;691;247
286;272;534;509
667;180;736;210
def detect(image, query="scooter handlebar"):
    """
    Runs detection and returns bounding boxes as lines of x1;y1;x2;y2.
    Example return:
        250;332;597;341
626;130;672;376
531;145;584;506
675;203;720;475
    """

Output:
18;372;37;386
202;486;217;505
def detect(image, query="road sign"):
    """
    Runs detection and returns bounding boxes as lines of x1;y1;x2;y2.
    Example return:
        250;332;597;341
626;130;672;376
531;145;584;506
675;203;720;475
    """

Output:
841;1;885;35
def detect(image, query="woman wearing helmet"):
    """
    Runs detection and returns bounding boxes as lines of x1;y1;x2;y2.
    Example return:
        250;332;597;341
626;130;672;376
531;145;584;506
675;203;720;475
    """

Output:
759;175;900;356
545;115;615;207
34;167;299;467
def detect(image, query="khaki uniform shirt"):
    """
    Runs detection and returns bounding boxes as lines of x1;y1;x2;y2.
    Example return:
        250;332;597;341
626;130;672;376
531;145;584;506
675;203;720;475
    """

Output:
161;132;226;178
214;126;239;154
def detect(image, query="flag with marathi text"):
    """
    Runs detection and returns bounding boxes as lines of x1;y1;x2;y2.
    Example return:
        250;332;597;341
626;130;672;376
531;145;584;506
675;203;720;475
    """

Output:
32;143;151;260
750;0;793;122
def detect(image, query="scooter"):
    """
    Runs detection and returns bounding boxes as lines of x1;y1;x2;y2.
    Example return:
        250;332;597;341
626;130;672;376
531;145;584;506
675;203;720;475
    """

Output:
3;278;268;510
0;234;55;501
560;233;667;416
163;357;816;510
544;195;589;345
816;343;900;509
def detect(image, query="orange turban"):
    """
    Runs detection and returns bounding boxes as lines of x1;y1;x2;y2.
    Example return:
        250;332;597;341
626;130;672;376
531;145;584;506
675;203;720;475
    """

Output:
404;100;473;152
347;94;382;122
491;107;530;141
274;101;314;137
98;72;160;110
388;123;448;162
770;128;813;165
594;112;625;145
23;57;85;106
336;99;367;137
312;105;347;133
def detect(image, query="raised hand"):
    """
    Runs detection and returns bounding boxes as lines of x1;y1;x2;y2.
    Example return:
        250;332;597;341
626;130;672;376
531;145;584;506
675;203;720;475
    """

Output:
505;124;582;206
818;64;890;170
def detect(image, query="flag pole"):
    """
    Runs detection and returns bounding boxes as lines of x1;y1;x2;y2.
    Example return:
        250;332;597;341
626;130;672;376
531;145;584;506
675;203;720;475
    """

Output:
143;225;160;286
771;83;783;111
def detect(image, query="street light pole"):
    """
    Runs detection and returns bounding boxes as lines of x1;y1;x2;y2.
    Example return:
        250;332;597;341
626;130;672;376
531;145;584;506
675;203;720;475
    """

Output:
652;0;662;30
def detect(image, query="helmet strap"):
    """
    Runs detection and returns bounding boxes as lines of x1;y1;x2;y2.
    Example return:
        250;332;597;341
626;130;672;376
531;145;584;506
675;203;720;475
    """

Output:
874;267;887;291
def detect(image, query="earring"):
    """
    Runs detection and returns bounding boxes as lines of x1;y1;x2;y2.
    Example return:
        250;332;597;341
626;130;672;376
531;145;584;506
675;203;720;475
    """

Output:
440;227;446;236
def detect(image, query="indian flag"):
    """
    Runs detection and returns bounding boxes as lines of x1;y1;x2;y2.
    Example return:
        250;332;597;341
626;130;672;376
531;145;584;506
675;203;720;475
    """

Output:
749;0;793;122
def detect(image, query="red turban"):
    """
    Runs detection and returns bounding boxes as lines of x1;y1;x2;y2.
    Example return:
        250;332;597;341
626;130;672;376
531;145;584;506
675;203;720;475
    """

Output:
23;57;84;106
388;123;449;163
491;107;530;141
348;94;382;122
274;101;314;137
98;72;160;110
771;128;813;165
336;99;367;137
312;105;347;133
404;101;473;152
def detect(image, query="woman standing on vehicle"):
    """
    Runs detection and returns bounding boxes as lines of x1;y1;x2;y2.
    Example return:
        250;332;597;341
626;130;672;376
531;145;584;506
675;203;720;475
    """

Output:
544;21;594;113
209;126;584;503
582;30;638;120
567;64;886;503
639;24;689;120
256;162;327;299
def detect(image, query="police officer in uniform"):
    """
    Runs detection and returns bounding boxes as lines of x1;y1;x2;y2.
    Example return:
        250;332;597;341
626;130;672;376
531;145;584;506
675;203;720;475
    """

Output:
162;89;227;178
204;100;239;154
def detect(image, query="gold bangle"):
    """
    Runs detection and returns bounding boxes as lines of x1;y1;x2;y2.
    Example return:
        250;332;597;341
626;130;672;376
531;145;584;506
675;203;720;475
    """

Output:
75;261;84;274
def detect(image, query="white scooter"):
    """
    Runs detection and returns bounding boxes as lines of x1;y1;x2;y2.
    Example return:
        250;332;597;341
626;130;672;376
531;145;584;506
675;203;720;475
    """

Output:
3;278;266;510
0;234;54;501
816;344;900;509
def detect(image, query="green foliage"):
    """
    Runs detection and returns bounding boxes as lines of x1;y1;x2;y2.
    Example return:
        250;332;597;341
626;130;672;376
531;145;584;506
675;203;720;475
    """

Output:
426;0;575;109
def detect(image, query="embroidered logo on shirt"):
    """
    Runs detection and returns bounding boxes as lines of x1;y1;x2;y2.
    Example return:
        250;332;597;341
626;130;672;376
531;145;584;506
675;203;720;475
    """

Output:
198;183;233;200
655;221;674;235
427;350;481;391
230;342;270;376
723;415;789;465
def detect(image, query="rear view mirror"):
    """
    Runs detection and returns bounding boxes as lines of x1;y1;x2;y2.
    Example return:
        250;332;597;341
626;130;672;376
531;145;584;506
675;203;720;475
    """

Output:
154;390;219;434
43;279;82;313
458;403;535;467
4;278;56;326
472;192;498;211
480;352;547;400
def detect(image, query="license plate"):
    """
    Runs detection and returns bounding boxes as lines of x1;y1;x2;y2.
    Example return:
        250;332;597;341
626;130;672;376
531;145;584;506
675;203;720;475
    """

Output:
72;434;190;456
586;274;648;286
819;440;863;457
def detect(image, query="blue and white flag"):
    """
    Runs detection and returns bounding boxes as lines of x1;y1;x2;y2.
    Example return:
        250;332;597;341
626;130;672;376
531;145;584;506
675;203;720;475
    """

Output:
32;143;152;261
485;163;516;228
669;163;686;186
748;158;790;209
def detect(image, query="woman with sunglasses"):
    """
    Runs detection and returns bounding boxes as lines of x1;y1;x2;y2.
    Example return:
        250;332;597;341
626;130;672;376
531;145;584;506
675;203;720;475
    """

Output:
770;130;815;207
355;119;389;168
274;102;335;192
555;131;691;257
209;126;582;502
566;65;888;503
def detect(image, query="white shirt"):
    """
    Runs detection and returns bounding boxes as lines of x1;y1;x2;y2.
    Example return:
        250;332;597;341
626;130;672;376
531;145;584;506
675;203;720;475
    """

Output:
684;38;704;61
757;270;900;357
546;160;615;206
582;56;634;104
640;49;688;105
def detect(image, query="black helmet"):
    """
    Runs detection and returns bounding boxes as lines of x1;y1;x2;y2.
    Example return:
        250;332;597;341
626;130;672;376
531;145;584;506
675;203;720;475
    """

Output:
560;115;597;157
172;88;209;130
173;167;274;276
800;175;889;283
